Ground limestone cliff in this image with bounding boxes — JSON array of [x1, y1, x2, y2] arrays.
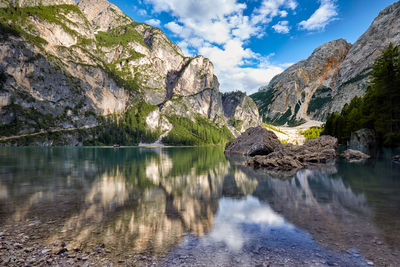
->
[[327, 1, 400, 116], [252, 1, 400, 124], [222, 91, 262, 136], [0, 0, 249, 145], [252, 39, 351, 125]]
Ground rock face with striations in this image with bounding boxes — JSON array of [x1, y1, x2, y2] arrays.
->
[[327, 1, 400, 115], [222, 91, 262, 135], [252, 1, 400, 124], [0, 0, 241, 145], [252, 39, 351, 124]]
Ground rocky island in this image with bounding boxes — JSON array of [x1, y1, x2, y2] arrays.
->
[[225, 126, 339, 171]]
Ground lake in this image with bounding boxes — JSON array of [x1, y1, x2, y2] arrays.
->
[[0, 146, 399, 266]]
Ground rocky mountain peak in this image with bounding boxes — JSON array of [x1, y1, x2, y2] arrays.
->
[[252, 38, 351, 125], [327, 1, 400, 115], [252, 1, 400, 125], [77, 0, 132, 32], [222, 91, 262, 135], [0, 0, 263, 145]]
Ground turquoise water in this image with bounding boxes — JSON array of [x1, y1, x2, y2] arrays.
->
[[0, 147, 399, 266]]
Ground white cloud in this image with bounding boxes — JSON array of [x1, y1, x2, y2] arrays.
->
[[145, 19, 161, 27], [279, 10, 288, 17], [252, 0, 298, 24], [145, 0, 297, 92], [272, 20, 290, 34], [298, 0, 338, 31], [199, 40, 283, 92], [164, 21, 183, 34], [138, 9, 147, 16]]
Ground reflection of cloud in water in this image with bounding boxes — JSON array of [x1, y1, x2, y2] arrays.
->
[[209, 196, 287, 251]]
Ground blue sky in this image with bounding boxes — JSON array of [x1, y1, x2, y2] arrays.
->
[[109, 0, 397, 94]]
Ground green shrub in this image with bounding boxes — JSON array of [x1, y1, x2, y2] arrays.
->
[[264, 123, 287, 135], [96, 23, 146, 47], [302, 127, 323, 141]]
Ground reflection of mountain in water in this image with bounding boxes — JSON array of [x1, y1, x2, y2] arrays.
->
[[0, 147, 399, 265], [237, 159, 400, 265], [0, 147, 258, 256]]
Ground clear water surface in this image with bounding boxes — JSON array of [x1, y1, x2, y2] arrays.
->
[[0, 146, 399, 266]]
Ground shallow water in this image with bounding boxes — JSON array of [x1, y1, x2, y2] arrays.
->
[[0, 146, 399, 266]]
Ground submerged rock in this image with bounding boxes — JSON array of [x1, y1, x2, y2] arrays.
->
[[340, 149, 370, 160], [224, 127, 281, 156]]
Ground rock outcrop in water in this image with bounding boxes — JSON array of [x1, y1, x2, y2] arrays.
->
[[340, 149, 370, 160], [252, 1, 400, 124], [224, 127, 281, 156], [248, 136, 338, 170], [225, 127, 338, 170], [0, 0, 261, 145]]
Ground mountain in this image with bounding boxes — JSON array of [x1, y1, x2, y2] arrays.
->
[[252, 1, 400, 125], [0, 0, 261, 145], [222, 91, 262, 135], [251, 39, 351, 125]]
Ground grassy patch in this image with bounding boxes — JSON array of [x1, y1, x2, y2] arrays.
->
[[264, 123, 287, 135], [96, 23, 146, 47]]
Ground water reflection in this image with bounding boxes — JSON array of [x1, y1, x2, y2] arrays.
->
[[0, 147, 399, 265]]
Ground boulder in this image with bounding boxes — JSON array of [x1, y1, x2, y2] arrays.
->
[[340, 149, 370, 160], [248, 152, 304, 171], [304, 135, 339, 153], [224, 127, 281, 156], [349, 128, 376, 154], [392, 155, 400, 164], [247, 136, 338, 170]]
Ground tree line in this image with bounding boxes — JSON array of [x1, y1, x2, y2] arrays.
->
[[323, 44, 400, 146]]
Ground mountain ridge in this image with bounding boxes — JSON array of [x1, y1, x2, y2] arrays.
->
[[0, 0, 261, 145], [252, 1, 400, 125]]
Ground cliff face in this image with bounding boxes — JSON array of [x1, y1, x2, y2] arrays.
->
[[0, 0, 260, 145], [327, 1, 400, 115], [222, 92, 262, 136], [252, 39, 351, 125], [252, 1, 400, 124]]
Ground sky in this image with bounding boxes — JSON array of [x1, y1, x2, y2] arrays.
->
[[109, 0, 398, 94]]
